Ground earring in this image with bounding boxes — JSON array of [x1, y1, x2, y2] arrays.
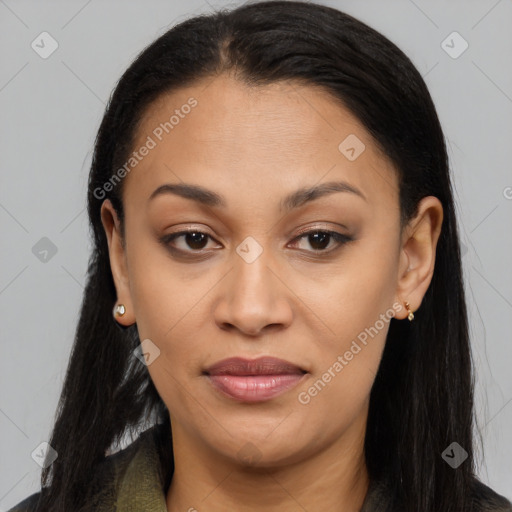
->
[[113, 303, 126, 318], [404, 301, 414, 321]]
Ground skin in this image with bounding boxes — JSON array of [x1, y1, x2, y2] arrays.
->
[[101, 74, 443, 512]]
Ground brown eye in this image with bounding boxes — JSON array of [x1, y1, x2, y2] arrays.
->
[[305, 231, 330, 251], [179, 231, 209, 250], [289, 230, 353, 254], [161, 230, 216, 252]]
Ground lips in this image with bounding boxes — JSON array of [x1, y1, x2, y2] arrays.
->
[[204, 356, 306, 376], [203, 356, 307, 403]]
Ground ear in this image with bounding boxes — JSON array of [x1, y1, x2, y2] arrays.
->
[[100, 199, 136, 326], [394, 196, 444, 320]]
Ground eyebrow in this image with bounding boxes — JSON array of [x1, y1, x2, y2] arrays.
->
[[148, 180, 367, 211]]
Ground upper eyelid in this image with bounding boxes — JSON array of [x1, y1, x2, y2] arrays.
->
[[166, 224, 345, 240]]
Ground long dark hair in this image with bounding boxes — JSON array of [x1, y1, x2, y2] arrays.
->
[[34, 1, 478, 510]]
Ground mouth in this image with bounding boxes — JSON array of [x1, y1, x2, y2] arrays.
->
[[203, 356, 308, 403], [204, 356, 306, 376]]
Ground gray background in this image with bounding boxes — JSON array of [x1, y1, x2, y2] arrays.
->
[[1, 0, 511, 508]]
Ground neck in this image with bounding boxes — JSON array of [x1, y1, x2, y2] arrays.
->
[[166, 412, 370, 512]]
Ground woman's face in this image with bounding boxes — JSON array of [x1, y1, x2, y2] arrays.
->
[[101, 74, 441, 468]]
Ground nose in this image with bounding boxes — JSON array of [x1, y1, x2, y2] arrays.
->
[[213, 247, 293, 337]]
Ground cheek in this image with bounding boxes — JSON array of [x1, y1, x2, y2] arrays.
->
[[132, 274, 206, 370], [311, 237, 398, 343], [126, 227, 191, 336], [296, 237, 398, 417], [294, 317, 388, 448]]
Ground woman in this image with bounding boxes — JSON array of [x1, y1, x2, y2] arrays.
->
[[8, 1, 511, 511]]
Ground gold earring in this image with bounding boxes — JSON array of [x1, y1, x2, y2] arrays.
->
[[113, 303, 126, 318], [404, 301, 414, 321]]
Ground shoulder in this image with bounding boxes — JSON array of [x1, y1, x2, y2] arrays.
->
[[361, 474, 511, 512], [6, 426, 160, 512], [6, 492, 40, 512], [470, 477, 512, 512]]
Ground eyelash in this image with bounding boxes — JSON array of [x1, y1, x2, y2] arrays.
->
[[159, 227, 354, 258]]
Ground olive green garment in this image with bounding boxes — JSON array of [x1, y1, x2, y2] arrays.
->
[[7, 423, 512, 511]]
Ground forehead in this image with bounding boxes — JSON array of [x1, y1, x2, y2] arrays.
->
[[121, 74, 398, 212]]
